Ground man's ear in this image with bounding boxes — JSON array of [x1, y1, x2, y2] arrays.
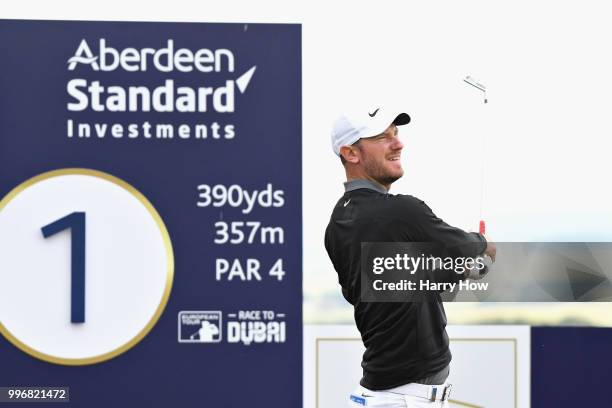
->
[[340, 145, 360, 164]]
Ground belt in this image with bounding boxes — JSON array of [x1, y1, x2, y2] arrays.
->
[[386, 383, 452, 402]]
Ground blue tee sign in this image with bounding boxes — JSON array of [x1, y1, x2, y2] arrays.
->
[[0, 20, 302, 407]]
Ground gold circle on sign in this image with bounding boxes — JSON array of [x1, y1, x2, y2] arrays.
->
[[0, 168, 174, 365]]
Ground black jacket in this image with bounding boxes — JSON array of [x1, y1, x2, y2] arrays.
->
[[324, 180, 486, 389]]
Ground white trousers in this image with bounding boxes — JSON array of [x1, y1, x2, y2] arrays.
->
[[348, 385, 450, 408]]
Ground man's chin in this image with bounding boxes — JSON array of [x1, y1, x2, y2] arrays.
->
[[387, 163, 404, 177], [389, 168, 404, 181], [377, 171, 403, 186]]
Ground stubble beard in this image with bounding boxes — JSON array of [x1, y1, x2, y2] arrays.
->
[[362, 154, 403, 187]]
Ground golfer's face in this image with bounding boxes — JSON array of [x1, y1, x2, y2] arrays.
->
[[358, 124, 404, 184]]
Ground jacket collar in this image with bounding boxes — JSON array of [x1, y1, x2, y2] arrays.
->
[[344, 179, 388, 194]]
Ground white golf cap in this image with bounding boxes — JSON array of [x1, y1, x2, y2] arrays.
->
[[331, 106, 411, 156]]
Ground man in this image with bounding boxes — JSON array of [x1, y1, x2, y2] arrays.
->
[[324, 106, 496, 407]]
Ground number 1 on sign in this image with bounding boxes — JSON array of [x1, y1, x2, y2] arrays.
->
[[41, 212, 86, 323]]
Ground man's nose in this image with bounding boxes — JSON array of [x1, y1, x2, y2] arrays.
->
[[391, 136, 404, 150]]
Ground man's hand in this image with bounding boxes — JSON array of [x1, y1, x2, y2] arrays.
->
[[483, 235, 496, 262]]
